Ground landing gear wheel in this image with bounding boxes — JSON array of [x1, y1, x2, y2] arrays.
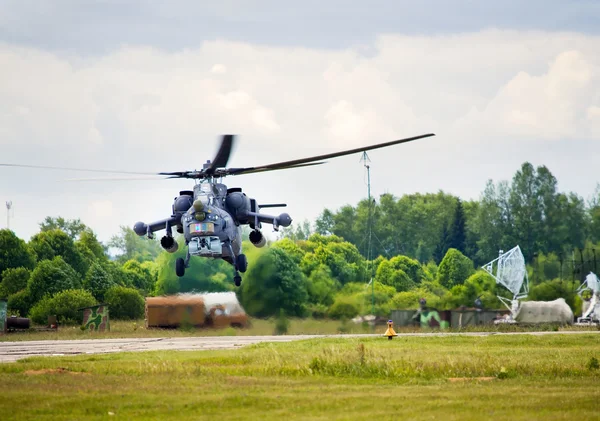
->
[[176, 257, 186, 277], [234, 275, 242, 287], [236, 254, 248, 273]]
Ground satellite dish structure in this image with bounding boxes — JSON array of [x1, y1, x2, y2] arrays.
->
[[575, 272, 600, 326], [482, 245, 529, 320]]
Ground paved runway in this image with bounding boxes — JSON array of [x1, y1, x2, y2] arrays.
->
[[1, 331, 598, 363]]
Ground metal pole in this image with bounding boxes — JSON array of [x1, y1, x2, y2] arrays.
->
[[5, 201, 12, 230], [368, 163, 373, 317], [360, 151, 374, 320], [367, 155, 374, 317], [580, 249, 584, 282]]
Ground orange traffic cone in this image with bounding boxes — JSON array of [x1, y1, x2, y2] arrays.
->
[[384, 320, 397, 340]]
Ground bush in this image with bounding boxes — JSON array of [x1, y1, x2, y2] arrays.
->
[[329, 295, 361, 320], [29, 289, 97, 325], [375, 260, 416, 292], [308, 303, 329, 319], [390, 288, 442, 310], [0, 267, 30, 297], [528, 279, 581, 313], [104, 286, 145, 320], [273, 309, 289, 335], [7, 289, 33, 317], [437, 248, 475, 289]]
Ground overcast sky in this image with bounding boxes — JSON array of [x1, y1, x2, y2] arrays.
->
[[1, 1, 599, 246]]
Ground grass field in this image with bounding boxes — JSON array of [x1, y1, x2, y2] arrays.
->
[[1, 333, 598, 420], [2, 317, 599, 342]]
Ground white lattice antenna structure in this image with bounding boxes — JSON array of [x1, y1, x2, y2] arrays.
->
[[482, 245, 529, 315], [580, 272, 599, 295], [576, 272, 600, 324]]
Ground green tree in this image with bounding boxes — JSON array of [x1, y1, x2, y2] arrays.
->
[[444, 271, 501, 309], [76, 242, 98, 272], [238, 247, 308, 318], [84, 262, 115, 301], [39, 216, 87, 239], [305, 264, 338, 306], [315, 191, 459, 262], [509, 163, 543, 258], [468, 179, 515, 265], [590, 183, 600, 243], [108, 226, 162, 263], [299, 234, 367, 285], [553, 192, 589, 253], [0, 229, 35, 283], [103, 261, 134, 287], [271, 238, 306, 265], [433, 221, 452, 264], [77, 229, 108, 261], [7, 289, 33, 317], [29, 229, 87, 275], [279, 219, 313, 241], [375, 260, 414, 292], [437, 248, 475, 289], [315, 209, 335, 235], [122, 259, 155, 295], [0, 267, 30, 297], [449, 198, 466, 254], [374, 255, 423, 292], [27, 256, 81, 302], [529, 252, 563, 284]]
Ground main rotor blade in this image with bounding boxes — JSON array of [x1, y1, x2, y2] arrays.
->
[[226, 161, 326, 176], [0, 163, 160, 176], [226, 133, 434, 176], [61, 176, 172, 182], [205, 134, 235, 175]]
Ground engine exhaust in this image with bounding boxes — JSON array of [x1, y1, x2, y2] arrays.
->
[[160, 235, 179, 253], [249, 229, 266, 248]]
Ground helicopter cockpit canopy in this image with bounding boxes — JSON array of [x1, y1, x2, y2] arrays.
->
[[194, 182, 215, 206]]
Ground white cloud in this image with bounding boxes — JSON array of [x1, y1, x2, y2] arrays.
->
[[0, 30, 599, 245], [453, 49, 599, 140], [211, 64, 227, 74]]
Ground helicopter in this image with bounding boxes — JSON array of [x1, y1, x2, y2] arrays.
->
[[0, 132, 434, 286], [130, 133, 435, 286]]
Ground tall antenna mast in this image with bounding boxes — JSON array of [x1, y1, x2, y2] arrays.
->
[[6, 201, 12, 230], [360, 151, 374, 317]]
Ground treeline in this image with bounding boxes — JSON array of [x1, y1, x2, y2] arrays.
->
[[0, 218, 156, 324], [296, 162, 600, 268], [0, 162, 598, 324]]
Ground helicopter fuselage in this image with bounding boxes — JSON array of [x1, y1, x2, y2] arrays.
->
[[180, 185, 242, 260], [132, 178, 291, 285]]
